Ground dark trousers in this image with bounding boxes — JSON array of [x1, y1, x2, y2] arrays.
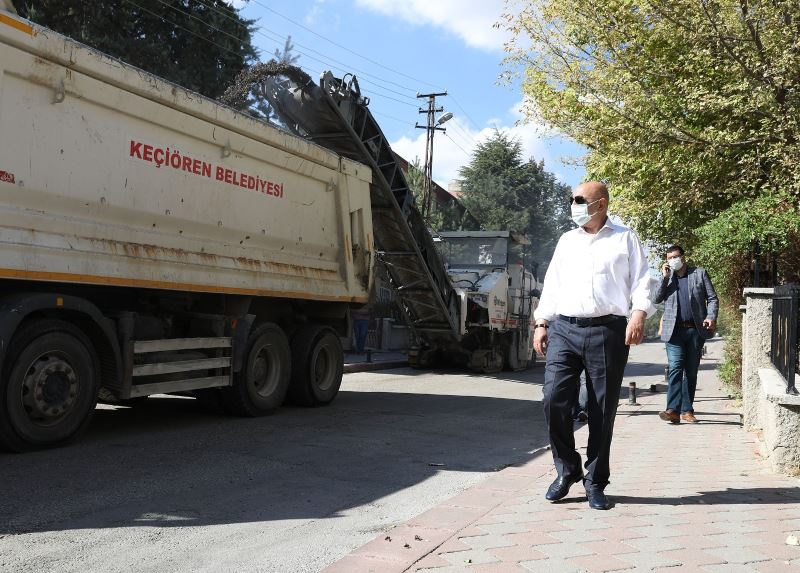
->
[[352, 319, 369, 353], [665, 326, 704, 413], [543, 317, 629, 490]]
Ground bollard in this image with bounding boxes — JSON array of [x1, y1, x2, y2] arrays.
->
[[664, 366, 669, 384], [366, 349, 372, 363], [628, 381, 637, 405]]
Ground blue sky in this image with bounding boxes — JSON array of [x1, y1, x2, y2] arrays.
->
[[234, 0, 587, 190]]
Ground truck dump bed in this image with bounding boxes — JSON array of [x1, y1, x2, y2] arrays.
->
[[0, 13, 372, 303]]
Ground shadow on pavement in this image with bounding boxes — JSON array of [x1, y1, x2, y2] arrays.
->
[[0, 387, 549, 535], [611, 487, 800, 506]]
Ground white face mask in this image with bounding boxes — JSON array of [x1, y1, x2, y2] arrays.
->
[[571, 199, 601, 227], [668, 258, 684, 271]]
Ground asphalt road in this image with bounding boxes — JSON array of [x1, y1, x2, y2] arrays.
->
[[0, 360, 553, 573]]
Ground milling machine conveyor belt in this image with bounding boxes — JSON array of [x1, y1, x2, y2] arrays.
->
[[263, 71, 458, 337]]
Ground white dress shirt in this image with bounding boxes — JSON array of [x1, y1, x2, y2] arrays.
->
[[534, 217, 655, 321]]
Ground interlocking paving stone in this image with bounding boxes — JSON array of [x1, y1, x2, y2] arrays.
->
[[547, 529, 608, 544], [532, 541, 594, 560], [568, 554, 636, 572], [412, 553, 453, 570], [488, 544, 548, 563], [657, 548, 728, 567], [520, 557, 583, 573], [326, 342, 800, 573], [751, 560, 800, 572], [699, 564, 764, 573], [441, 549, 501, 567], [469, 562, 530, 573], [705, 546, 771, 565], [702, 533, 770, 549], [615, 550, 683, 569], [457, 533, 515, 552], [417, 566, 473, 573], [477, 522, 538, 537], [624, 535, 688, 552], [704, 520, 767, 534]]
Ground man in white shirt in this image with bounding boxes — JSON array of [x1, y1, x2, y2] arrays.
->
[[533, 181, 654, 510]]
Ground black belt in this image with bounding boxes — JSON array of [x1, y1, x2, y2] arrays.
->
[[558, 314, 622, 327], [676, 320, 696, 328]]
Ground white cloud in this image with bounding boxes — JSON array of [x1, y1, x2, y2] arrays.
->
[[230, 0, 248, 8], [354, 0, 509, 51], [388, 108, 568, 189], [305, 0, 326, 26]]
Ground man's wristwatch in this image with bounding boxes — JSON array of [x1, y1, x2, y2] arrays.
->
[[534, 323, 548, 330]]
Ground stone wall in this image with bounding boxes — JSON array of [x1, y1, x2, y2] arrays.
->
[[742, 287, 800, 474]]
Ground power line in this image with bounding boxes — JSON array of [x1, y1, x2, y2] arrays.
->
[[146, 0, 420, 108], [121, 0, 470, 139], [373, 111, 416, 128], [445, 132, 472, 157], [450, 95, 484, 133], [244, 0, 445, 91], [122, 0, 247, 61], [191, 0, 422, 101], [447, 122, 480, 148]]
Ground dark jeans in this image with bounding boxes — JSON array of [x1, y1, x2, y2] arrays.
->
[[543, 317, 629, 490], [665, 325, 704, 413], [353, 319, 369, 353]]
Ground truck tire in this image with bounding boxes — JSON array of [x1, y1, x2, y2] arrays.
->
[[288, 326, 343, 406], [222, 323, 291, 416], [0, 319, 99, 452]]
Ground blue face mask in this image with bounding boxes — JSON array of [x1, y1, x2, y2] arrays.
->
[[571, 199, 601, 227]]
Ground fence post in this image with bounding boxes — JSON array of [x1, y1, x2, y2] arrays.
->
[[771, 284, 800, 395]]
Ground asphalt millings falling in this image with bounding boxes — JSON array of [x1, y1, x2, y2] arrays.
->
[[219, 60, 313, 109]]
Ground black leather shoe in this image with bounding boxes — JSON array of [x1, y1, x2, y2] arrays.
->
[[545, 473, 584, 501], [586, 488, 611, 510]]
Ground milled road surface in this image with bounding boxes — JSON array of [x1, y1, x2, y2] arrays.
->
[[0, 358, 560, 572]]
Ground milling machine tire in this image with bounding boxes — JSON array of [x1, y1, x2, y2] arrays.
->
[[221, 323, 291, 416], [505, 332, 531, 371], [288, 325, 343, 406], [0, 319, 99, 452]]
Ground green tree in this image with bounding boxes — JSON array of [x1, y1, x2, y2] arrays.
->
[[502, 0, 800, 389], [502, 0, 800, 286], [457, 131, 572, 273], [12, 0, 257, 99]]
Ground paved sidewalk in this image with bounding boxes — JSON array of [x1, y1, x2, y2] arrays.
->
[[325, 340, 800, 572]]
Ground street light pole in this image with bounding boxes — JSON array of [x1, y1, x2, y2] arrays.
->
[[415, 91, 450, 222]]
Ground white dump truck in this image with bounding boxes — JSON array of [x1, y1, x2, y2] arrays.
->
[[0, 3, 546, 450], [0, 4, 375, 450]]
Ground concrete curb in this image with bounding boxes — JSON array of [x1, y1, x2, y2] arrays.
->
[[343, 360, 409, 373]]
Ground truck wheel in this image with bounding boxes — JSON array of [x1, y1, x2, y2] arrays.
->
[[0, 319, 99, 452], [289, 326, 343, 406], [222, 323, 290, 416]]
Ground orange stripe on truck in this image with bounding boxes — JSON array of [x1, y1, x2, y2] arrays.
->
[[0, 13, 34, 36], [0, 267, 368, 303]]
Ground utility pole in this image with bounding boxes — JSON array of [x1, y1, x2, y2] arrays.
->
[[416, 91, 449, 222]]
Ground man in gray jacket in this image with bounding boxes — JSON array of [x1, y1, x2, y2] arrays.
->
[[655, 245, 719, 423]]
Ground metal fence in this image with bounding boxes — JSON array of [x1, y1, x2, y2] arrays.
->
[[771, 284, 800, 395]]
